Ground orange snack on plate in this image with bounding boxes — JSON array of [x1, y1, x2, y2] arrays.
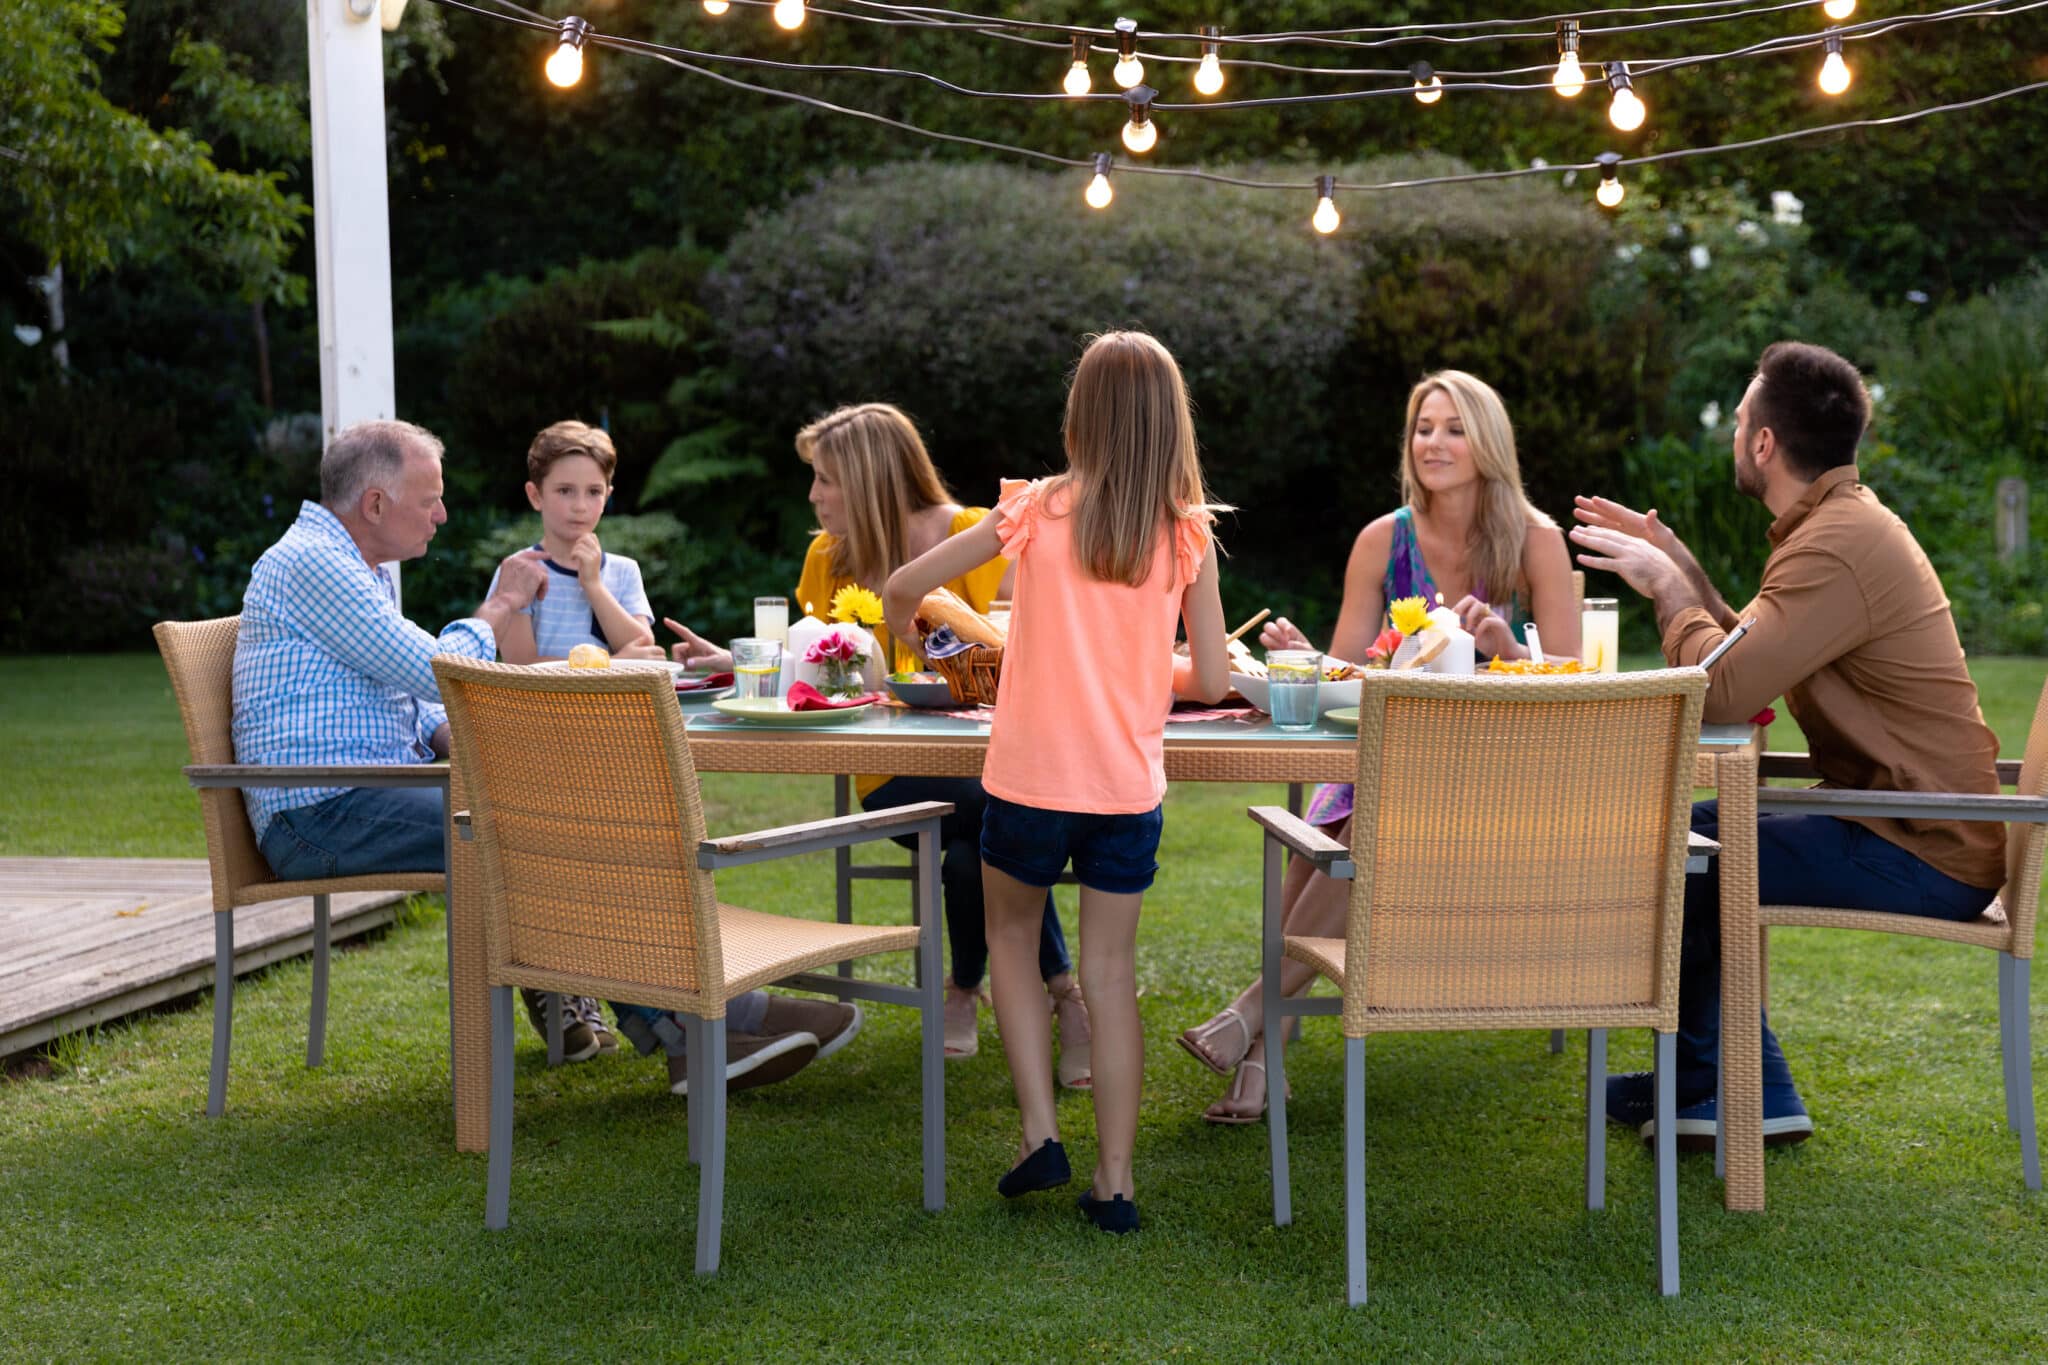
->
[[1485, 657, 1586, 675]]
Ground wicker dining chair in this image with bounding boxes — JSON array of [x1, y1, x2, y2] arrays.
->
[[1717, 673, 2048, 1200], [154, 617, 447, 1117], [432, 657, 947, 1276], [1257, 668, 1707, 1305]]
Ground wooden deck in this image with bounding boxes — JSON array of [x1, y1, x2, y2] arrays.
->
[[0, 857, 412, 1058]]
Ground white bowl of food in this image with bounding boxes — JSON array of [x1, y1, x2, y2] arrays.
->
[[1231, 664, 1362, 715]]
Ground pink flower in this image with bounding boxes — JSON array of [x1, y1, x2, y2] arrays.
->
[[1364, 627, 1403, 662], [804, 627, 866, 665]]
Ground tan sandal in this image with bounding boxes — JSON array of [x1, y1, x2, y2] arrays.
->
[[943, 982, 985, 1060], [1177, 1006, 1252, 1078], [1049, 978, 1092, 1090], [1201, 1035, 1293, 1125]]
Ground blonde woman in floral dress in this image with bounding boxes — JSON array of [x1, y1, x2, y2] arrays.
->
[[669, 403, 1093, 1083], [1176, 370, 1579, 1121]]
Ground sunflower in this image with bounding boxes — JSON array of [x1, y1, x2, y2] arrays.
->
[[829, 584, 885, 626], [1388, 595, 1432, 638]]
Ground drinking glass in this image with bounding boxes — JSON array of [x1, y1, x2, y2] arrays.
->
[[1581, 598, 1620, 673], [1267, 649, 1322, 731], [753, 596, 790, 646], [731, 638, 784, 700]]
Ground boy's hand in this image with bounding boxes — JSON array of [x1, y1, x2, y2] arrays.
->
[[570, 534, 604, 583], [612, 642, 668, 661], [664, 617, 733, 672], [488, 550, 549, 611]]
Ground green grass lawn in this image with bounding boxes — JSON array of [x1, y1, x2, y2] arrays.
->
[[2, 653, 2045, 1359]]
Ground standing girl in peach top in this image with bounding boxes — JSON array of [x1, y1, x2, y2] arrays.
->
[[885, 332, 1230, 1234]]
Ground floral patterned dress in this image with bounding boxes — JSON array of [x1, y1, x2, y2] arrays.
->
[[1301, 507, 1528, 827]]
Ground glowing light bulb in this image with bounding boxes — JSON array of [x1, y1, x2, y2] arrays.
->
[[1597, 176, 1625, 208], [773, 0, 805, 31], [1113, 16, 1142, 88], [1311, 174, 1339, 234], [1411, 62, 1443, 105], [702, 0, 729, 13], [1065, 61, 1092, 96], [1609, 86, 1644, 130], [1823, 0, 1856, 19], [1122, 115, 1156, 154], [1818, 35, 1853, 95], [1086, 173, 1113, 209], [1553, 52, 1585, 98], [1194, 52, 1224, 96], [1594, 151, 1625, 208], [545, 43, 583, 87]]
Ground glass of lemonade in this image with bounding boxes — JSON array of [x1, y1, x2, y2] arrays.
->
[[731, 638, 784, 700], [1581, 598, 1620, 673], [1267, 649, 1323, 731], [753, 596, 790, 646]]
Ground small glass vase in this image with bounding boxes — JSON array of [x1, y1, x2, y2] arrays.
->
[[817, 658, 866, 698]]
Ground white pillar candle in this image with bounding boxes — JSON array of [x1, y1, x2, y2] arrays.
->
[[783, 611, 831, 693], [1423, 607, 1476, 675]]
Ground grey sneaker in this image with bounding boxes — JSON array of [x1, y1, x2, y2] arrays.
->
[[519, 988, 601, 1063], [667, 1030, 820, 1097]]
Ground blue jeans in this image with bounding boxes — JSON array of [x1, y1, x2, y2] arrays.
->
[[862, 776, 1070, 989], [258, 786, 447, 879], [1679, 799, 1998, 1103]]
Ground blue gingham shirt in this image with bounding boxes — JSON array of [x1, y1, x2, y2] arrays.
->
[[486, 549, 651, 658], [231, 501, 496, 838]]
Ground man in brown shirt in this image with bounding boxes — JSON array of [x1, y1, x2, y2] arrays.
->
[[1572, 340, 2005, 1151]]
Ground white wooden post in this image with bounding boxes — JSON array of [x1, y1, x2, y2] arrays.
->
[[306, 0, 400, 584]]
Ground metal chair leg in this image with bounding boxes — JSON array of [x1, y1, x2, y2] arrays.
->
[[695, 1015, 728, 1276], [307, 894, 330, 1069], [686, 1013, 704, 1166], [1261, 833, 1293, 1228], [834, 775, 855, 980], [1550, 1029, 1566, 1055], [1654, 1031, 1680, 1297], [1584, 1028, 1607, 1210], [545, 991, 564, 1067], [207, 910, 235, 1118], [918, 822, 946, 1212], [2000, 953, 2019, 1133], [1344, 1035, 1368, 1307], [2008, 956, 2041, 1192], [485, 985, 514, 1229]]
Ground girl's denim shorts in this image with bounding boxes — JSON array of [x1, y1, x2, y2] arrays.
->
[[980, 793, 1164, 895]]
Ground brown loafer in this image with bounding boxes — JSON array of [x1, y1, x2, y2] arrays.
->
[[759, 994, 863, 1061], [667, 1029, 819, 1097]]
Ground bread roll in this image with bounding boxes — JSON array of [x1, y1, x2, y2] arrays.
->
[[915, 588, 1006, 648], [567, 643, 611, 669]]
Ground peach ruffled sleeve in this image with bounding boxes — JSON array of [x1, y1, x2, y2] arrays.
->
[[1173, 508, 1215, 589], [993, 478, 1044, 560]]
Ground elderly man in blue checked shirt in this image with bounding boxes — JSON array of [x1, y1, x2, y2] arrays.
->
[[232, 420, 848, 1095]]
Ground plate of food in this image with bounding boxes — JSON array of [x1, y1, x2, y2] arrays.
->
[[710, 697, 875, 726], [887, 671, 959, 708], [533, 650, 687, 679]]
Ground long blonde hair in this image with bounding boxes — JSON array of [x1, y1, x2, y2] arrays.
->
[[1054, 331, 1223, 587], [796, 402, 955, 587], [1398, 370, 1555, 606]]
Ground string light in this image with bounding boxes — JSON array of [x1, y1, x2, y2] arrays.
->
[[1607, 61, 1646, 131], [1818, 30, 1852, 94], [544, 16, 589, 88], [1194, 25, 1225, 97], [702, 0, 729, 14], [1085, 152, 1114, 208], [1411, 61, 1444, 105], [773, 0, 806, 31], [1553, 20, 1585, 98], [1823, 0, 1857, 19], [1112, 17, 1144, 89], [1121, 84, 1158, 153], [1062, 34, 1091, 96], [1312, 174, 1340, 233], [1595, 151, 1625, 207]]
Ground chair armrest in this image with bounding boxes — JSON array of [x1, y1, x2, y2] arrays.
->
[[184, 763, 449, 791], [1761, 752, 2022, 785], [699, 801, 955, 870], [1248, 805, 1354, 879], [1755, 786, 2048, 824]]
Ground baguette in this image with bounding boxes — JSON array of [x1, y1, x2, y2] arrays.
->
[[915, 588, 1007, 649]]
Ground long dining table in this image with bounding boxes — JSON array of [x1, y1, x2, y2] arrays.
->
[[442, 701, 1767, 1209]]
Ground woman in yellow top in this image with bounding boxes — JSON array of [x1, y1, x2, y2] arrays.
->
[[705, 402, 1092, 1081]]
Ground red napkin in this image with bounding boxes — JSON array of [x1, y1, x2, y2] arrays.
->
[[786, 682, 882, 711], [676, 671, 734, 692], [1749, 707, 1777, 727]]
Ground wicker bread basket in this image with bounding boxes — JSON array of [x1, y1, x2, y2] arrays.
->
[[915, 616, 1004, 705]]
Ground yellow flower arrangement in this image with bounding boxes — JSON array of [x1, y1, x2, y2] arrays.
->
[[1387, 595, 1431, 638], [829, 584, 885, 626]]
